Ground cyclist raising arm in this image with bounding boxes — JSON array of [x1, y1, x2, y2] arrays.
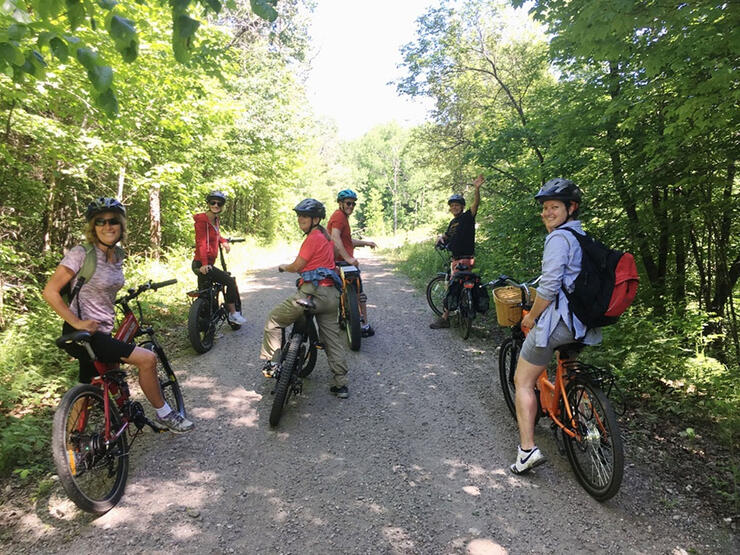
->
[[510, 179, 601, 474], [192, 190, 246, 325], [327, 189, 377, 337], [430, 174, 484, 329], [260, 199, 350, 398], [42, 198, 193, 432]]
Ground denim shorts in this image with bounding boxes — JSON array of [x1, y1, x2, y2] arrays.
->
[[519, 318, 577, 366]]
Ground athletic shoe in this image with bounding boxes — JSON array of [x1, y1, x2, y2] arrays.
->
[[510, 445, 546, 475], [429, 317, 450, 329], [156, 410, 194, 433], [330, 386, 349, 399], [361, 324, 375, 337], [228, 311, 247, 325], [262, 361, 279, 378]]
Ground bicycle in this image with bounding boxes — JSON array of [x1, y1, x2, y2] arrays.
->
[[494, 276, 624, 501], [269, 275, 321, 427], [337, 263, 362, 351], [425, 242, 479, 339], [51, 279, 185, 514], [187, 237, 245, 353]]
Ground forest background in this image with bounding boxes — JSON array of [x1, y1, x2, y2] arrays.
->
[[0, 1, 737, 514]]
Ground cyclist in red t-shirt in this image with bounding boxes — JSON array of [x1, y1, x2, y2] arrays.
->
[[327, 189, 377, 337], [260, 199, 349, 398]]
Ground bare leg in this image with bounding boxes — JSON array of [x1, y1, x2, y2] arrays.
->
[[513, 356, 546, 450], [122, 347, 164, 408]]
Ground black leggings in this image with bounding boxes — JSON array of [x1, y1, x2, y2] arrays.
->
[[192, 260, 240, 305]]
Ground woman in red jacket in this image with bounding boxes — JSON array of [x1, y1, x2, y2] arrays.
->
[[192, 191, 246, 325]]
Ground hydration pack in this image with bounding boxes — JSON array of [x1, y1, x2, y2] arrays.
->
[[560, 228, 639, 333]]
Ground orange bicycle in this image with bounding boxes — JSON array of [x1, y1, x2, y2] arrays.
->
[[495, 276, 624, 501]]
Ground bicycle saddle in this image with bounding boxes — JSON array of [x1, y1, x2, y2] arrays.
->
[[558, 343, 585, 358], [56, 331, 92, 348], [295, 297, 316, 310]]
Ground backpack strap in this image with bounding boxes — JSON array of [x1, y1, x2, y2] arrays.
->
[[66, 244, 125, 304]]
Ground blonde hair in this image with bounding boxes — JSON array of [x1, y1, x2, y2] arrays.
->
[[85, 215, 127, 256]]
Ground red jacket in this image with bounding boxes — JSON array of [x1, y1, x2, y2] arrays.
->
[[193, 212, 226, 265]]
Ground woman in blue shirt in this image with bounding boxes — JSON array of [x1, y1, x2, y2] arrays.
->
[[510, 178, 602, 475]]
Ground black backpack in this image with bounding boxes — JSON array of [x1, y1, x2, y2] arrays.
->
[[560, 228, 639, 334]]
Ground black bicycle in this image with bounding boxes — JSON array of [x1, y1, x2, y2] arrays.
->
[[269, 288, 321, 427], [187, 237, 244, 353], [425, 242, 480, 339]]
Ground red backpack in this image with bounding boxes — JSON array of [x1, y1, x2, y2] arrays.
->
[[560, 228, 639, 334]]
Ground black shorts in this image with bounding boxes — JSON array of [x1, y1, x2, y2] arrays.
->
[[61, 322, 136, 383]]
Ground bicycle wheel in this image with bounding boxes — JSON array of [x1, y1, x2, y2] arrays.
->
[[426, 275, 447, 316], [51, 385, 129, 514], [562, 380, 624, 501], [456, 288, 474, 340], [270, 334, 301, 427], [344, 282, 362, 351], [498, 337, 520, 419], [297, 319, 319, 378], [140, 341, 186, 417], [188, 297, 215, 353]]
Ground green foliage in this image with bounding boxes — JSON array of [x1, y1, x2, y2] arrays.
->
[[0, 0, 276, 114]]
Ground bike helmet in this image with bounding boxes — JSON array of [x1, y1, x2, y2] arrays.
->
[[206, 190, 227, 203], [534, 178, 582, 204], [448, 194, 465, 207], [85, 197, 126, 221], [337, 189, 358, 202], [293, 198, 326, 220]]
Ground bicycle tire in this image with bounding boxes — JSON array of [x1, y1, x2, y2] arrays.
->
[[498, 337, 520, 420], [270, 334, 301, 427], [562, 380, 624, 501], [344, 282, 362, 351], [297, 319, 319, 378], [188, 297, 215, 353], [426, 275, 447, 316], [456, 288, 474, 340], [140, 341, 186, 417], [51, 385, 129, 514]]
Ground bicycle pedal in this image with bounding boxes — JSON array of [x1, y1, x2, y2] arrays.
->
[[316, 342, 325, 350]]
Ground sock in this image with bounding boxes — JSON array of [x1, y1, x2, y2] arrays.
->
[[156, 402, 173, 418]]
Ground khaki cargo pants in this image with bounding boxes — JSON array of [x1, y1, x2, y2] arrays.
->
[[260, 282, 348, 388]]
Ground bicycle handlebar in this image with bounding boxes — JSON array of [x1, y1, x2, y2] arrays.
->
[[117, 279, 177, 304], [227, 237, 245, 243]]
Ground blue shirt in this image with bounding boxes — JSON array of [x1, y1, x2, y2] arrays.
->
[[535, 220, 602, 347]]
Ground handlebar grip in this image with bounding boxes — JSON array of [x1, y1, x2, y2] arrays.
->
[[227, 238, 246, 243], [152, 279, 177, 289]]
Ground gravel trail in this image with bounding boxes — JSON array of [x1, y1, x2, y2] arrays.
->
[[3, 253, 734, 554]]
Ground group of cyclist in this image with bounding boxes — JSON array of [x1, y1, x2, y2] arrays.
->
[[43, 173, 595, 478]]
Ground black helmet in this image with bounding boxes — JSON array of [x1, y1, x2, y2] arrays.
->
[[448, 194, 465, 206], [85, 197, 126, 221], [293, 198, 326, 220], [534, 178, 582, 204], [206, 190, 227, 203]]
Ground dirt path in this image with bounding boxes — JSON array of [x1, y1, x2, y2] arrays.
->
[[2, 253, 735, 554]]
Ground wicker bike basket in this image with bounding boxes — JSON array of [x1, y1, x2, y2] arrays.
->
[[493, 286, 537, 326]]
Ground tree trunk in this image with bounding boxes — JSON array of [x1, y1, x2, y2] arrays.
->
[[149, 183, 162, 259], [117, 166, 126, 199], [41, 170, 56, 253]]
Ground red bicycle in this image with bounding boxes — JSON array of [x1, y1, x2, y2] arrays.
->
[[51, 279, 184, 514]]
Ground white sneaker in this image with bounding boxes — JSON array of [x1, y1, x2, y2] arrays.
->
[[228, 311, 247, 325], [510, 445, 546, 475]]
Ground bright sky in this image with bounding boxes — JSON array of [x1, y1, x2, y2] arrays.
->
[[305, 0, 436, 140]]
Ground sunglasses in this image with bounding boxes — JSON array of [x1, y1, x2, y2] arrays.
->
[[209, 200, 225, 207], [94, 218, 122, 227], [344, 201, 356, 207]]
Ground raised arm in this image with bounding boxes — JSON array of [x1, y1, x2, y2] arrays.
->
[[469, 174, 484, 217]]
